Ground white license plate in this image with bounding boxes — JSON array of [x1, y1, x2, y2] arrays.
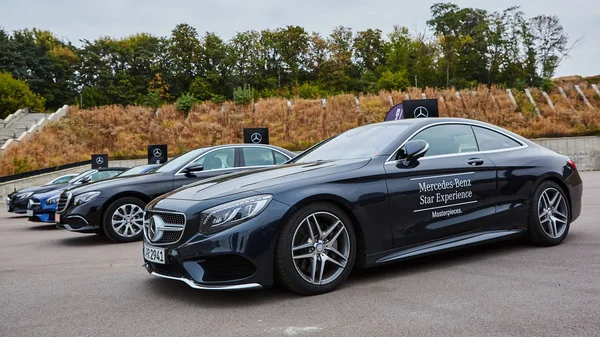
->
[[55, 213, 60, 223], [27, 210, 33, 217], [144, 244, 165, 264]]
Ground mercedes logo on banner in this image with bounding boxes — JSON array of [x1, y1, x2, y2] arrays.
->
[[152, 148, 162, 158], [147, 144, 168, 164], [91, 154, 108, 169], [413, 106, 429, 118], [96, 157, 104, 165], [251, 133, 262, 144]]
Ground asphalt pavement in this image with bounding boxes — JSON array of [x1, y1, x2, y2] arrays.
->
[[1, 171, 599, 337]]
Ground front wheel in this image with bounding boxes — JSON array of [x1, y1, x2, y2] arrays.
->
[[102, 197, 146, 243], [528, 181, 571, 246], [275, 202, 356, 295]]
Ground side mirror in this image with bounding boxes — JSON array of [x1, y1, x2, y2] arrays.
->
[[81, 176, 92, 184], [183, 164, 204, 177], [397, 140, 429, 162]]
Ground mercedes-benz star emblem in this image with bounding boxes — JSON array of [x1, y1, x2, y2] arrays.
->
[[250, 132, 262, 144], [152, 148, 162, 158], [413, 106, 429, 118], [96, 157, 104, 165], [147, 215, 165, 242]]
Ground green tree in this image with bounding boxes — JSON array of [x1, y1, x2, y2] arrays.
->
[[0, 72, 45, 118]]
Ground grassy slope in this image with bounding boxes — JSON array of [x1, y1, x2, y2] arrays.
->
[[2, 85, 599, 176]]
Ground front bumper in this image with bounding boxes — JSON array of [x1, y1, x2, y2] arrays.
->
[[142, 198, 292, 290], [28, 203, 58, 223], [57, 197, 105, 233]]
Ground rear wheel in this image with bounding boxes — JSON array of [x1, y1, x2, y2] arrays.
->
[[528, 181, 570, 246], [102, 197, 146, 243], [275, 202, 356, 295]]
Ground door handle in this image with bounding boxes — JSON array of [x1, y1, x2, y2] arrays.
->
[[467, 158, 484, 166]]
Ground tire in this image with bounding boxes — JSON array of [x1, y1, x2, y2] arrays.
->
[[102, 197, 146, 243], [528, 181, 571, 246], [275, 202, 356, 295]]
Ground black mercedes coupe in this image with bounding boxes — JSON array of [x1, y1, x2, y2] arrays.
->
[[56, 144, 295, 243], [142, 118, 583, 295]]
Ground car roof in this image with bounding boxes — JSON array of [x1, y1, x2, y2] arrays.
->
[[98, 167, 129, 171]]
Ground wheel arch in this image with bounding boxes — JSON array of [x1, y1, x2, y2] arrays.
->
[[533, 173, 572, 216], [282, 194, 367, 265], [101, 191, 153, 216]]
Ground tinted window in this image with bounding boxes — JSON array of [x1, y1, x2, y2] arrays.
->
[[411, 124, 478, 157], [89, 170, 122, 181], [473, 126, 522, 151], [119, 165, 156, 176], [155, 149, 206, 173], [274, 151, 289, 164], [51, 175, 74, 184], [292, 123, 410, 163], [242, 147, 275, 166], [192, 148, 235, 171]]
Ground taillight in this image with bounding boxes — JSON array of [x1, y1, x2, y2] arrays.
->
[[568, 158, 577, 170]]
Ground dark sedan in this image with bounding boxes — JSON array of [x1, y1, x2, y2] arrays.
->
[[56, 144, 296, 243], [141, 117, 583, 295], [7, 167, 128, 214]]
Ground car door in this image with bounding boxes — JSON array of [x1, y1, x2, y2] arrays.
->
[[172, 147, 241, 189], [384, 123, 498, 248]]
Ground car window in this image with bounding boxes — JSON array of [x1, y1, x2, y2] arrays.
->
[[274, 151, 289, 165], [242, 147, 276, 167], [51, 175, 74, 184], [411, 124, 479, 157], [192, 148, 235, 171], [472, 126, 522, 151], [89, 170, 123, 181]]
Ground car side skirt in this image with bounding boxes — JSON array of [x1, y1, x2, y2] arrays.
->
[[366, 229, 524, 266]]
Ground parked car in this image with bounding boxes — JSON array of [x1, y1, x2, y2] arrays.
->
[[27, 165, 156, 223], [140, 117, 583, 295], [57, 144, 296, 243], [7, 167, 129, 214]]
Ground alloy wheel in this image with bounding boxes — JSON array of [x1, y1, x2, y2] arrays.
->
[[538, 187, 569, 239], [291, 211, 351, 285], [111, 204, 144, 238]]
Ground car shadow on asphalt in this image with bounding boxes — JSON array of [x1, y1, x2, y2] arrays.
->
[[142, 239, 534, 306], [57, 234, 113, 247], [27, 224, 59, 231]]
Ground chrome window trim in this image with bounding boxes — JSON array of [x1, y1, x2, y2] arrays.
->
[[174, 145, 292, 176], [142, 210, 188, 246], [385, 121, 528, 163]]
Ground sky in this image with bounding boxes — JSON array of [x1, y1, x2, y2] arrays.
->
[[0, 0, 597, 77]]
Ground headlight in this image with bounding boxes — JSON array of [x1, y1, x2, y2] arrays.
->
[[200, 195, 273, 234], [46, 195, 60, 205], [73, 191, 101, 206], [16, 192, 33, 201]]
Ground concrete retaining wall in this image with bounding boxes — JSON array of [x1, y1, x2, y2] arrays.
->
[[0, 158, 148, 203], [532, 136, 600, 171]]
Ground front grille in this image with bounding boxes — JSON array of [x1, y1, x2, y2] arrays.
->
[[199, 255, 257, 282], [150, 261, 188, 278], [56, 192, 71, 213], [143, 210, 186, 245]]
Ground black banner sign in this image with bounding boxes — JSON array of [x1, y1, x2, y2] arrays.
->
[[148, 144, 168, 164], [91, 154, 108, 169], [401, 99, 439, 119], [243, 128, 269, 144]]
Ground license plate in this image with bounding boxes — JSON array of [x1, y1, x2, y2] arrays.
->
[[55, 213, 60, 223], [27, 210, 33, 217], [144, 244, 165, 264]]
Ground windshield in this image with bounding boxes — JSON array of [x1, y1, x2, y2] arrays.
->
[[291, 123, 410, 163], [118, 165, 157, 177], [155, 149, 206, 173], [50, 175, 75, 184], [69, 169, 95, 183]]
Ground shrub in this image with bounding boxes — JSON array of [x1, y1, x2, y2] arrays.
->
[[143, 90, 163, 110], [0, 72, 45, 118], [377, 70, 410, 92], [176, 93, 197, 116], [233, 85, 252, 105], [297, 83, 322, 99]]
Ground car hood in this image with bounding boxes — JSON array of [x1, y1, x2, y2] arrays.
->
[[163, 159, 370, 201], [16, 183, 68, 196], [66, 172, 169, 195], [33, 188, 66, 200]]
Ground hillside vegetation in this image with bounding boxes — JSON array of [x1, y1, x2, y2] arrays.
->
[[2, 84, 599, 176]]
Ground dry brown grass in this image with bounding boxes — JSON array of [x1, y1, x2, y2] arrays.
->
[[2, 85, 599, 175]]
